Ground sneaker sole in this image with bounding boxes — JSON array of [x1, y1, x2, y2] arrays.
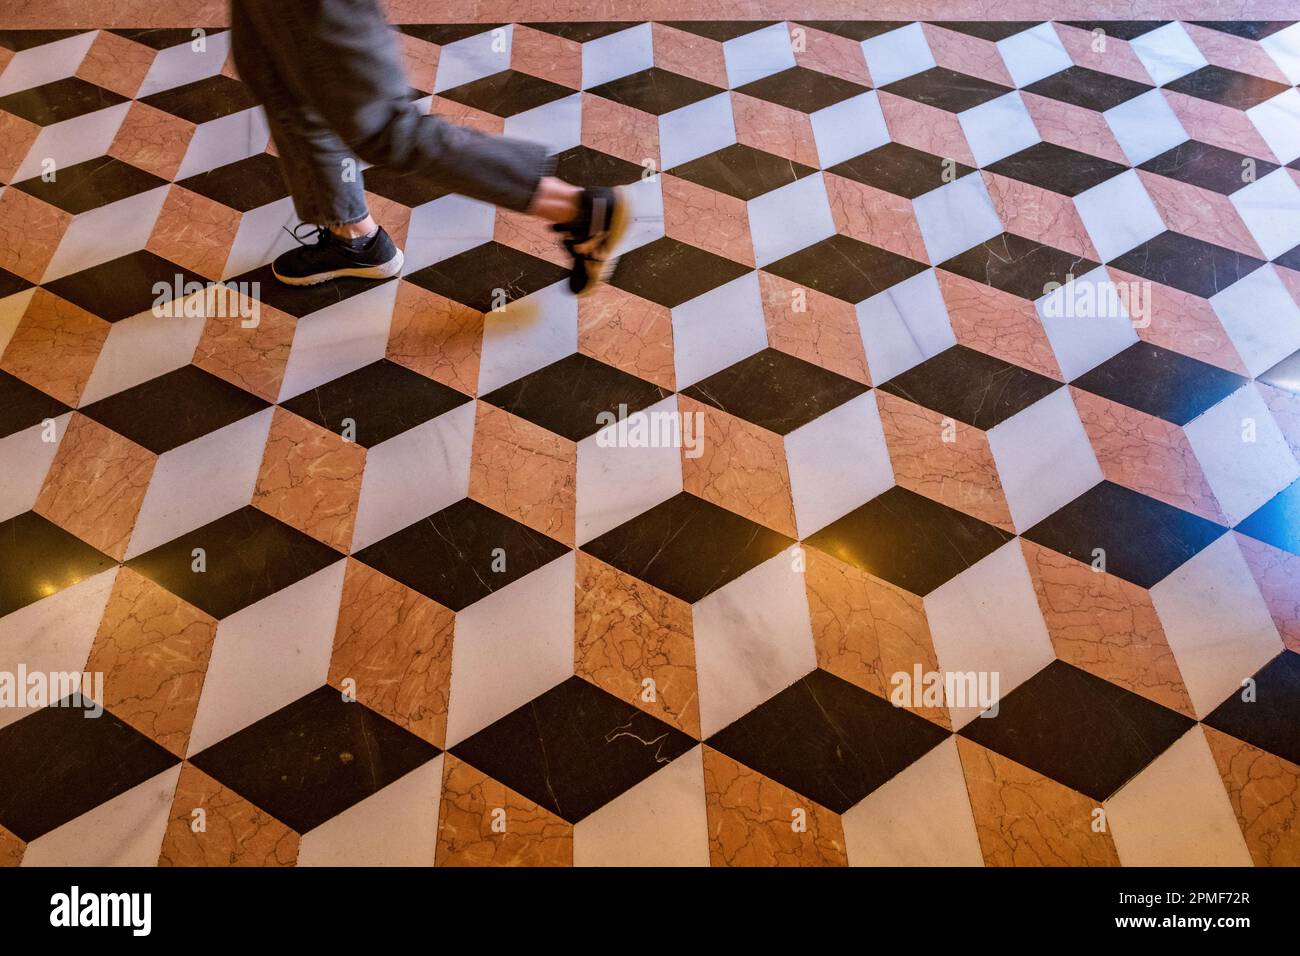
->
[[272, 249, 405, 286], [575, 188, 629, 297]]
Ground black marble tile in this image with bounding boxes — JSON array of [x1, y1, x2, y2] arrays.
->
[[1258, 348, 1300, 397], [1236, 478, 1300, 557], [609, 236, 751, 308], [451, 676, 697, 823], [0, 76, 127, 126], [404, 241, 569, 313], [763, 233, 929, 304], [480, 352, 671, 441], [1164, 65, 1291, 111], [0, 512, 116, 617], [1204, 650, 1300, 766], [680, 347, 869, 435], [1138, 140, 1278, 196], [1107, 231, 1265, 297], [0, 266, 31, 300], [940, 232, 1100, 300], [734, 66, 869, 113], [985, 142, 1127, 197], [438, 69, 575, 118], [0, 370, 68, 439], [523, 22, 644, 43], [396, 24, 504, 45], [1276, 242, 1300, 272], [959, 660, 1195, 801], [80, 364, 268, 455], [667, 142, 816, 201], [109, 27, 225, 49], [1023, 66, 1151, 112], [882, 67, 1013, 113], [827, 141, 975, 199], [587, 67, 725, 115], [707, 668, 949, 813], [126, 506, 340, 619], [792, 21, 910, 41], [0, 699, 179, 842], [138, 74, 258, 125], [1189, 21, 1296, 41], [280, 359, 470, 448], [1058, 21, 1169, 41], [190, 686, 438, 834], [353, 498, 569, 611], [12, 156, 167, 215], [43, 249, 204, 323], [928, 21, 1042, 41], [881, 344, 1061, 431], [581, 492, 794, 603], [657, 21, 778, 42], [356, 164, 455, 207], [0, 30, 88, 52], [553, 144, 648, 187], [1071, 341, 1248, 425], [1023, 480, 1226, 588], [177, 153, 289, 212], [804, 485, 1014, 596], [229, 263, 395, 319]]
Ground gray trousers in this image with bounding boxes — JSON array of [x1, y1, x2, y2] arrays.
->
[[229, 0, 552, 226]]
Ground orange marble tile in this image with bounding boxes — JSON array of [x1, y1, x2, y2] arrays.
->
[[757, 270, 870, 384], [651, 22, 728, 89], [981, 171, 1099, 261], [0, 47, 10, 76], [1020, 539, 1194, 717], [1020, 91, 1128, 165], [582, 92, 659, 169], [703, 746, 847, 867], [33, 413, 156, 560], [1071, 386, 1227, 524], [662, 173, 754, 267], [387, 280, 483, 396], [937, 269, 1063, 380], [794, 23, 871, 85], [494, 204, 569, 266], [0, 111, 41, 185], [76, 29, 156, 98], [1258, 380, 1300, 460], [469, 401, 576, 546], [436, 755, 573, 867], [146, 185, 242, 280], [878, 90, 976, 168], [159, 763, 299, 866], [328, 558, 455, 748], [511, 23, 582, 89], [85, 567, 217, 755], [1108, 266, 1248, 375], [578, 281, 676, 391], [398, 32, 440, 94], [1235, 532, 1300, 655], [107, 101, 195, 181], [0, 826, 23, 867], [804, 547, 950, 728], [824, 172, 929, 264], [957, 737, 1120, 866], [574, 552, 700, 737], [428, 94, 505, 134], [679, 395, 797, 538], [921, 22, 1014, 86], [1184, 22, 1290, 83], [1052, 22, 1153, 85], [253, 407, 366, 552], [191, 292, 295, 402], [1136, 170, 1264, 259], [1203, 725, 1300, 867], [1278, 261, 1300, 312], [1164, 90, 1277, 163], [0, 188, 71, 284], [0, 288, 108, 405], [877, 391, 1015, 532], [731, 91, 820, 169]]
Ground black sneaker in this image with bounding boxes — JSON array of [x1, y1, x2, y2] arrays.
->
[[553, 186, 628, 296], [271, 225, 404, 286]]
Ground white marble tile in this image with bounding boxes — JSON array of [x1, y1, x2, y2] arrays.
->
[[276, 279, 398, 401], [503, 92, 581, 156], [475, 280, 576, 394], [855, 268, 956, 384], [912, 173, 1003, 266], [785, 391, 894, 537], [692, 546, 816, 738], [581, 22, 653, 89], [187, 559, 346, 755], [221, 196, 299, 279], [173, 107, 270, 181], [1210, 264, 1300, 378], [137, 29, 231, 97], [1248, 87, 1300, 165], [1104, 89, 1188, 165], [0, 31, 95, 96], [615, 172, 666, 257], [1036, 265, 1139, 381], [671, 271, 766, 388], [1231, 166, 1300, 260], [1105, 726, 1253, 866], [13, 101, 130, 183], [747, 172, 835, 267], [297, 757, 442, 864], [1260, 21, 1300, 85], [433, 25, 512, 94], [809, 91, 889, 168], [723, 22, 795, 88], [861, 22, 935, 87], [987, 388, 1103, 533], [659, 93, 736, 171], [400, 194, 496, 276], [443, 551, 575, 747], [574, 745, 709, 866], [842, 737, 983, 866], [1073, 168, 1164, 262], [0, 411, 69, 523], [80, 308, 204, 405], [1129, 21, 1208, 86], [959, 91, 1041, 167], [40, 184, 170, 283], [997, 22, 1073, 88], [1149, 533, 1283, 719]]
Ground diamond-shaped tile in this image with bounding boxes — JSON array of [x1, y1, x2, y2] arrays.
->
[[610, 236, 751, 308], [763, 234, 928, 304], [0, 369, 68, 439], [138, 74, 258, 124], [667, 142, 815, 201], [0, 511, 115, 616], [734, 65, 869, 112], [882, 67, 1013, 113], [1204, 650, 1300, 766], [1106, 231, 1265, 296], [827, 142, 975, 199], [12, 156, 167, 215], [176, 153, 290, 212], [1236, 478, 1300, 557], [0, 76, 127, 126], [1139, 140, 1279, 196], [1071, 341, 1248, 424], [586, 66, 724, 115], [1023, 65, 1151, 111], [940, 233, 1100, 300], [1163, 64, 1290, 111], [985, 142, 1126, 197], [438, 69, 575, 117], [404, 241, 569, 313], [42, 250, 204, 323]]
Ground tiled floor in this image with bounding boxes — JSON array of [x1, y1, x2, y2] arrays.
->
[[0, 16, 1298, 868]]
